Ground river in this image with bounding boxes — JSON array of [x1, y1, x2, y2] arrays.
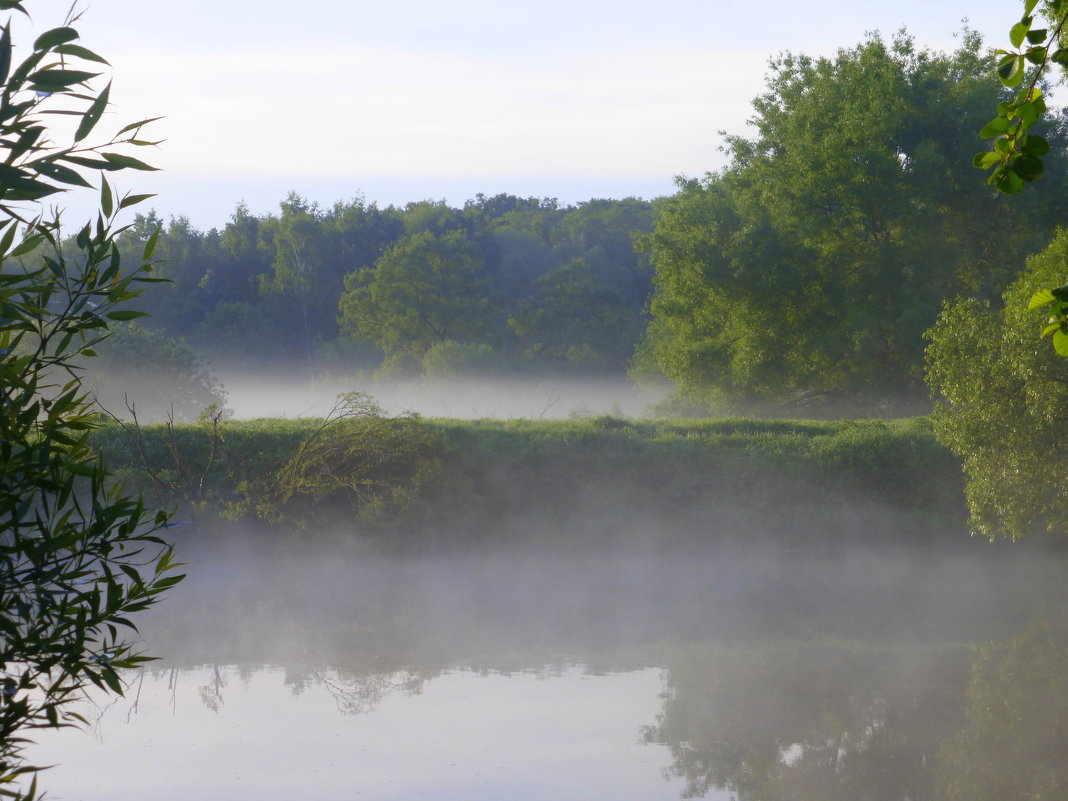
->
[[26, 532, 1068, 800]]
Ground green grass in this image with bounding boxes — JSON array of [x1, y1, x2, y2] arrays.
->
[[90, 414, 966, 549]]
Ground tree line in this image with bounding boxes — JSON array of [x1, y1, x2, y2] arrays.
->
[[88, 30, 1068, 422], [642, 30, 1068, 414]]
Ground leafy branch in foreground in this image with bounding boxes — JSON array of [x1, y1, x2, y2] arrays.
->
[[0, 3, 181, 798], [972, 1, 1068, 358], [1027, 282, 1068, 355], [975, 0, 1068, 193]]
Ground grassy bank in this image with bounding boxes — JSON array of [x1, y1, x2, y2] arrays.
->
[[90, 414, 967, 550]]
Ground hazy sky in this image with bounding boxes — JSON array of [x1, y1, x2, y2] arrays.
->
[[26, 1, 1027, 227]]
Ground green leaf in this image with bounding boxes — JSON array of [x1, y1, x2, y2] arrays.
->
[[33, 161, 91, 188], [1015, 153, 1044, 182], [62, 155, 113, 170], [1051, 328, 1068, 357], [974, 151, 1002, 169], [33, 27, 78, 52], [54, 43, 110, 65], [74, 80, 110, 143], [1025, 0, 1040, 15], [101, 152, 158, 171], [118, 192, 155, 209], [1025, 46, 1048, 64], [10, 233, 44, 257], [0, 174, 64, 201], [29, 68, 99, 91], [979, 116, 1011, 139], [100, 177, 113, 218], [0, 23, 11, 86], [0, 217, 17, 256], [143, 226, 161, 260], [1010, 21, 1030, 49], [115, 116, 163, 136], [1029, 288, 1056, 310], [1016, 100, 1040, 127], [99, 668, 124, 695], [993, 165, 1025, 194], [1050, 283, 1068, 301], [1052, 48, 1068, 68], [1026, 29, 1047, 45], [997, 54, 1026, 87], [104, 310, 148, 321]]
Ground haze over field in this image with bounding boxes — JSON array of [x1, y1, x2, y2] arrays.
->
[[219, 375, 669, 420]]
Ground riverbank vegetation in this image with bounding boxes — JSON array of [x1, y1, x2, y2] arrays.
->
[[91, 413, 969, 551], [57, 21, 1068, 547]]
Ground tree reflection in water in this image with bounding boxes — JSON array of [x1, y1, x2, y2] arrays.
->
[[642, 642, 971, 801], [128, 539, 1068, 799], [936, 611, 1068, 801], [644, 614, 1068, 801]]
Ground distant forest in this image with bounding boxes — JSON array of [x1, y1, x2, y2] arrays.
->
[[108, 192, 655, 381], [72, 32, 1068, 422]]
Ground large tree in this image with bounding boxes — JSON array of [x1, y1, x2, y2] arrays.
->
[[926, 227, 1068, 539], [921, 0, 1068, 540], [337, 229, 497, 365], [644, 31, 1068, 413]]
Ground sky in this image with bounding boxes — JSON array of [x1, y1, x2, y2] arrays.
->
[[19, 1, 1030, 229]]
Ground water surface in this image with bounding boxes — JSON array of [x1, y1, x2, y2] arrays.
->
[[26, 536, 1068, 800]]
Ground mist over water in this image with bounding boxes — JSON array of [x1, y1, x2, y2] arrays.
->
[[27, 515, 1068, 800], [25, 361, 1068, 800], [219, 373, 669, 420]]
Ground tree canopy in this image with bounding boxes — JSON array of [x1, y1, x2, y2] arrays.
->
[[642, 31, 1068, 413], [118, 193, 654, 380], [926, 226, 1068, 539]]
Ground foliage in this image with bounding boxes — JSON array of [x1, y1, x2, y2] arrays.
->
[[338, 229, 497, 360], [643, 642, 968, 801], [420, 340, 504, 379], [975, 0, 1068, 192], [93, 414, 965, 550], [508, 257, 642, 370], [0, 4, 182, 796], [109, 193, 653, 378], [1028, 282, 1068, 355], [260, 393, 447, 528], [111, 403, 228, 508], [94, 395, 450, 532], [926, 228, 1068, 539], [642, 31, 1068, 413], [936, 611, 1068, 801], [974, 1, 1068, 359]]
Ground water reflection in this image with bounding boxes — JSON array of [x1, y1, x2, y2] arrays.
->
[[641, 611, 1068, 801], [41, 664, 674, 801], [936, 611, 1068, 801], [25, 536, 1068, 800], [643, 642, 969, 800]]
